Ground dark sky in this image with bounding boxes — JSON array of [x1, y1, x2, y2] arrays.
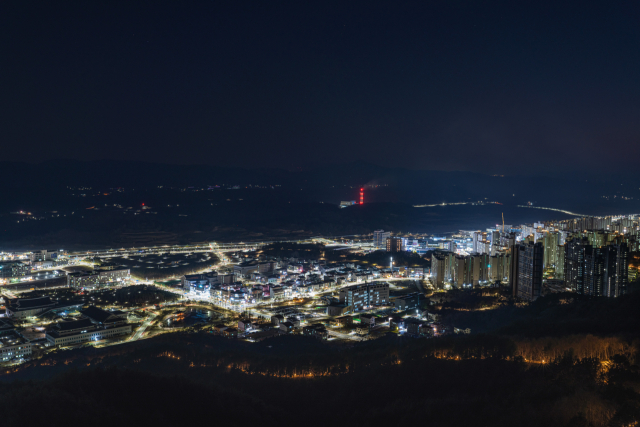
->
[[2, 1, 640, 174]]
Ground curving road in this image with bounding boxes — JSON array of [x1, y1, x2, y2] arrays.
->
[[130, 311, 159, 341]]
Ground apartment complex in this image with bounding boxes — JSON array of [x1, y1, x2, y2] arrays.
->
[[515, 242, 544, 301], [339, 282, 389, 311]]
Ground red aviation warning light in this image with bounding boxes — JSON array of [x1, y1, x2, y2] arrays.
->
[[360, 188, 364, 205]]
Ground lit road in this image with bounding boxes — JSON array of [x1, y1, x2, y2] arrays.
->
[[67, 237, 372, 260], [516, 205, 587, 217], [130, 311, 159, 341], [327, 329, 364, 342]]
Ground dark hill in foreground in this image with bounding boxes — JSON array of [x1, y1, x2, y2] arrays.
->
[[2, 291, 640, 427]]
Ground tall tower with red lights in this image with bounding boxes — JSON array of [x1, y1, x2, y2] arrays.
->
[[359, 187, 364, 205]]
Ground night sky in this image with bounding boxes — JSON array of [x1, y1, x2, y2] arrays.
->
[[2, 1, 639, 174]]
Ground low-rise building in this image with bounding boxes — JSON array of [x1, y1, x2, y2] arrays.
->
[[389, 316, 404, 331], [405, 318, 427, 336], [271, 314, 285, 326], [31, 260, 55, 270], [302, 323, 327, 339], [81, 306, 128, 327], [285, 317, 300, 328], [238, 320, 253, 332], [0, 330, 32, 362], [326, 304, 348, 316], [218, 273, 235, 284], [258, 261, 276, 274], [182, 272, 219, 292], [29, 250, 55, 262], [45, 307, 131, 346], [407, 267, 424, 278], [23, 269, 66, 282], [355, 324, 369, 335], [250, 287, 264, 302], [279, 321, 294, 334], [213, 324, 228, 333], [4, 296, 56, 319], [234, 262, 258, 279], [246, 329, 282, 342], [394, 293, 421, 311], [222, 328, 238, 339], [334, 316, 354, 327], [270, 286, 285, 299], [359, 314, 376, 326], [0, 261, 30, 280]]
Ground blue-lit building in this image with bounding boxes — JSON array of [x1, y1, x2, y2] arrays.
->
[[188, 279, 211, 297]]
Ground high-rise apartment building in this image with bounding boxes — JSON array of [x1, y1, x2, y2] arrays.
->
[[565, 237, 589, 293], [489, 252, 510, 283], [472, 231, 490, 254], [555, 244, 565, 280], [470, 254, 489, 286], [516, 242, 544, 301], [373, 230, 391, 250], [541, 231, 562, 269], [431, 252, 450, 289], [584, 246, 605, 296], [386, 237, 403, 253], [447, 252, 510, 288], [565, 238, 629, 297], [453, 254, 470, 288], [604, 242, 629, 298], [509, 243, 520, 297]]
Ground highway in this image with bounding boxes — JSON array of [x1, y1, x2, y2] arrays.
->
[[65, 237, 372, 259], [516, 205, 587, 217]]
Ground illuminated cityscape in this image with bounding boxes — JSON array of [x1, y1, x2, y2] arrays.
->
[[1, 211, 639, 353], [2, 1, 640, 426]]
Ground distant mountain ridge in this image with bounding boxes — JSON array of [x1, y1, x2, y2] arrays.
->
[[1, 160, 640, 249], [1, 159, 636, 210]]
